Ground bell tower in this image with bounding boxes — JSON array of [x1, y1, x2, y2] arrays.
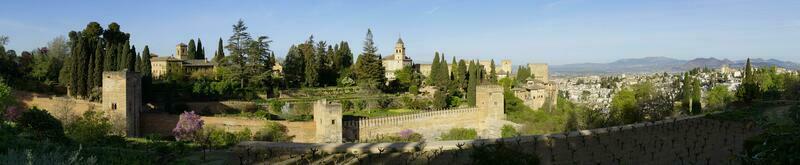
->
[[394, 38, 405, 60]]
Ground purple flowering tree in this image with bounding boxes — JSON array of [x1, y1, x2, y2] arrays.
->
[[399, 129, 414, 139], [3, 106, 21, 121], [173, 111, 204, 141]]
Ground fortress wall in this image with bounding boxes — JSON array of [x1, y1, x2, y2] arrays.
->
[[344, 108, 483, 141], [140, 113, 316, 143]]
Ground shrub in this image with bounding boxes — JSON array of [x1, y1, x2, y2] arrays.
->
[[202, 127, 251, 148], [0, 147, 98, 165], [501, 125, 518, 138], [268, 100, 285, 114], [17, 107, 65, 140], [368, 129, 423, 143], [439, 128, 477, 140], [66, 110, 112, 144], [253, 122, 293, 142], [172, 111, 203, 141]]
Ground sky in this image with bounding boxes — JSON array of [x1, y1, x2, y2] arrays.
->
[[1, 0, 799, 65]]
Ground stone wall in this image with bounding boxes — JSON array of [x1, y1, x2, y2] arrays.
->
[[235, 113, 760, 165], [344, 108, 483, 141], [140, 113, 316, 143]]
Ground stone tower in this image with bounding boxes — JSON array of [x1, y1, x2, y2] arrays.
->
[[394, 38, 405, 60], [102, 70, 142, 137], [528, 63, 549, 82], [313, 99, 343, 143], [176, 43, 188, 60], [476, 85, 505, 138], [501, 60, 513, 76]]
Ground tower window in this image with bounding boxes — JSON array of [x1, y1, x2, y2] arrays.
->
[[331, 120, 335, 125], [112, 103, 117, 110]]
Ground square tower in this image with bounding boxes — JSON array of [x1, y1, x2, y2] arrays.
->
[[528, 63, 549, 82], [313, 99, 343, 143], [102, 71, 142, 137]]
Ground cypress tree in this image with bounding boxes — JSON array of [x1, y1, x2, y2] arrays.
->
[[301, 36, 318, 87], [135, 53, 142, 72], [334, 41, 353, 72], [141, 46, 152, 77], [93, 41, 103, 88], [489, 59, 497, 83], [128, 45, 136, 71], [196, 38, 205, 59], [187, 39, 196, 60], [438, 54, 450, 87], [457, 60, 467, 89], [213, 38, 224, 64], [119, 41, 130, 71], [467, 60, 478, 106], [428, 52, 440, 86], [87, 42, 96, 89]]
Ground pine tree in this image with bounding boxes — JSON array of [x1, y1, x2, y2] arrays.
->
[[187, 39, 196, 60], [467, 60, 478, 106], [141, 46, 152, 77], [353, 29, 386, 90], [227, 19, 253, 88], [283, 45, 305, 88], [246, 36, 273, 88], [196, 38, 205, 59], [213, 38, 224, 64]]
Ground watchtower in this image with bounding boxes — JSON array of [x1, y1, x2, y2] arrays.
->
[[313, 99, 343, 143], [102, 70, 142, 137], [477, 85, 505, 138]]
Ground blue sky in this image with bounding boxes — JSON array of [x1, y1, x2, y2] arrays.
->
[[2, 0, 799, 65]]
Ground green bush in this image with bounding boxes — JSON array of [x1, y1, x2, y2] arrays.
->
[[202, 127, 250, 149], [367, 129, 423, 143], [501, 125, 518, 138], [253, 122, 293, 142], [66, 110, 112, 144], [17, 107, 65, 141], [439, 128, 477, 140], [268, 100, 285, 114]]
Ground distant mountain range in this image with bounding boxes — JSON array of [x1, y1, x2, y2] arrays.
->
[[551, 57, 800, 74]]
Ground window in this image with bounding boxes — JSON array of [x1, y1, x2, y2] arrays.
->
[[331, 120, 335, 125], [112, 103, 117, 110]]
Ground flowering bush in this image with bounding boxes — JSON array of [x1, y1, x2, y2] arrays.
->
[[399, 129, 414, 139], [172, 111, 203, 141]]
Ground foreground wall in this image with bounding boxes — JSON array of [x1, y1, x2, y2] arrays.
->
[[236, 113, 761, 165]]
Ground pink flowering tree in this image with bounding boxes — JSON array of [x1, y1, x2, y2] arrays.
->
[[173, 111, 204, 141]]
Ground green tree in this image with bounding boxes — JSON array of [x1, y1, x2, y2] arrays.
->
[[516, 66, 530, 84], [127, 45, 136, 71], [283, 45, 305, 88], [610, 88, 637, 125], [245, 36, 274, 89], [300, 36, 318, 87], [353, 29, 386, 90], [457, 60, 467, 89], [333, 41, 353, 72], [141, 46, 152, 77], [187, 39, 196, 60], [196, 38, 205, 59], [738, 58, 758, 103], [427, 52, 441, 86], [212, 38, 225, 64], [437, 53, 450, 87], [489, 59, 497, 83], [467, 60, 478, 106], [226, 19, 253, 88], [706, 85, 733, 111]]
